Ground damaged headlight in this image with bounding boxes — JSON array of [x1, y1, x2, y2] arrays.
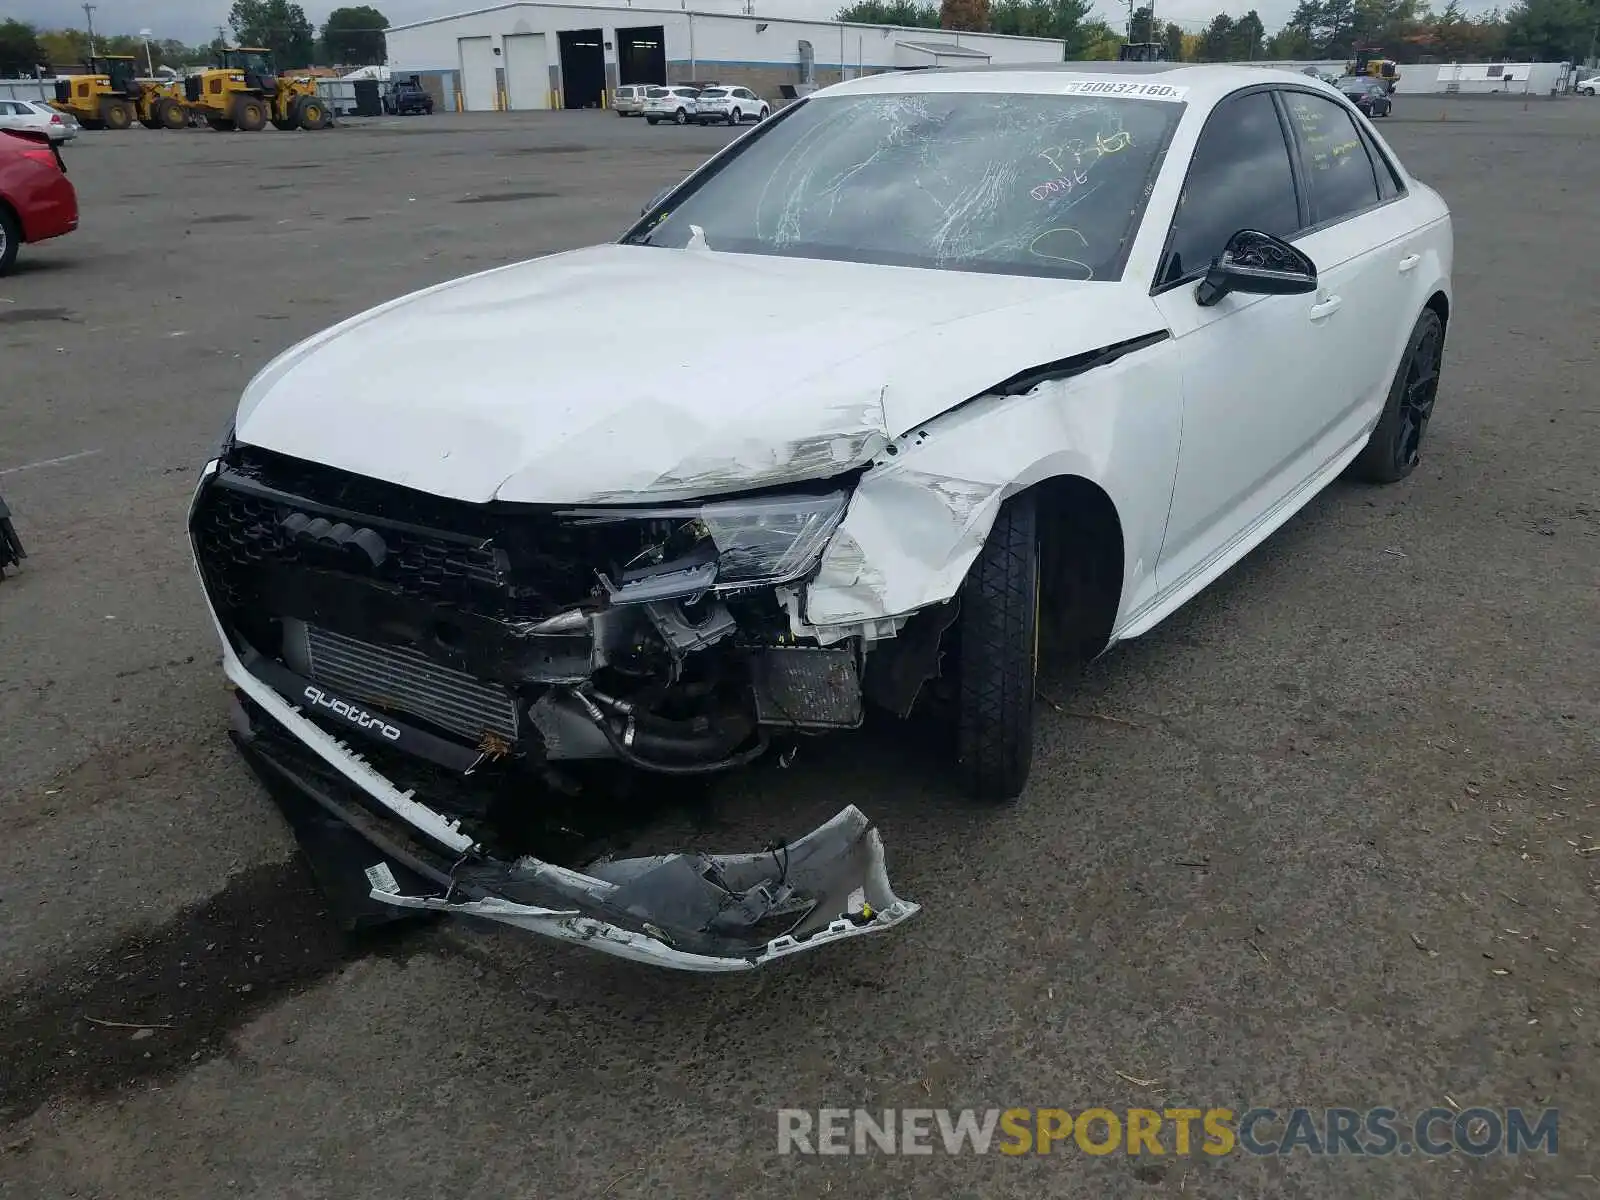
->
[[700, 492, 848, 588], [579, 491, 849, 594]]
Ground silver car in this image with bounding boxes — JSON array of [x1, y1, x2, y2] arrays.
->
[[612, 83, 647, 116], [0, 98, 77, 143]]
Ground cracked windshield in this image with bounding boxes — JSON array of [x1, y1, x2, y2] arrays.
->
[[630, 91, 1185, 280]]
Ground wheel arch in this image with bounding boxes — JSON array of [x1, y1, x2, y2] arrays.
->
[[1027, 473, 1126, 662], [1424, 288, 1449, 329]]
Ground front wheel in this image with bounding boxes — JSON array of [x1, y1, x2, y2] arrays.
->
[[758, 106, 769, 120], [953, 493, 1040, 802], [1351, 308, 1445, 484]]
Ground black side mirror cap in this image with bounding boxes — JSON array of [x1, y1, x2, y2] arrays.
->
[[1195, 229, 1318, 307]]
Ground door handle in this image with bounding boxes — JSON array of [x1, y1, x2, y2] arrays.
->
[[1398, 253, 1422, 273], [1309, 295, 1343, 320]]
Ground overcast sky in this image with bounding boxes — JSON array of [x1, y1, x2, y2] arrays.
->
[[9, 0, 1296, 48]]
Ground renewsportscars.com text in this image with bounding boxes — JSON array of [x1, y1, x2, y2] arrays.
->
[[777, 1107, 1559, 1157]]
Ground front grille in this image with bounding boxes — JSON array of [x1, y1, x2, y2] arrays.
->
[[191, 447, 669, 620], [303, 624, 519, 743]]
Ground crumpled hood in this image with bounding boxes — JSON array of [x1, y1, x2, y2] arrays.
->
[[234, 243, 1164, 504]]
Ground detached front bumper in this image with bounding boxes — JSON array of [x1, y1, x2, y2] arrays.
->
[[224, 641, 918, 972]]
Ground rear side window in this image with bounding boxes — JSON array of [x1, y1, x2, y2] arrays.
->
[[1160, 90, 1301, 287], [1283, 90, 1381, 225]]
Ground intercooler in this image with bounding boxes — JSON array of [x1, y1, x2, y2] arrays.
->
[[285, 620, 520, 744]]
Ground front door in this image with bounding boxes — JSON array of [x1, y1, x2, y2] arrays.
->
[[1151, 87, 1334, 594]]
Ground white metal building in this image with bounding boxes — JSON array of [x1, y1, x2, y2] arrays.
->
[[384, 2, 1068, 112]]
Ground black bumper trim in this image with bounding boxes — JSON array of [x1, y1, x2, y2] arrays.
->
[[239, 644, 488, 774]]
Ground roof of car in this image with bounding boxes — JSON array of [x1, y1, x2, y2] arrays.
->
[[821, 62, 1324, 107]]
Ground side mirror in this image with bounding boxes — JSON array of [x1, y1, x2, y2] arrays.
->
[[642, 187, 670, 217], [1195, 230, 1318, 307]]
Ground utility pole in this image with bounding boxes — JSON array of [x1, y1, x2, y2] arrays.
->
[[82, 2, 98, 57]]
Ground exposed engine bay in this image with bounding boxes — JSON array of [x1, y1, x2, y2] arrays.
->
[[189, 440, 921, 968]]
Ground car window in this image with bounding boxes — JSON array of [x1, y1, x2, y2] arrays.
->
[[0, 102, 21, 114], [627, 91, 1184, 282], [646, 87, 668, 98], [736, 88, 755, 100], [1159, 89, 1300, 288], [701, 88, 727, 98], [1282, 90, 1382, 226]]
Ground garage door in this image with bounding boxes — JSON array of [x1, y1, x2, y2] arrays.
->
[[503, 33, 549, 110], [458, 36, 496, 111]]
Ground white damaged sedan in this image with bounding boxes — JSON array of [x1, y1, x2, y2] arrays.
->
[[190, 62, 1451, 969]]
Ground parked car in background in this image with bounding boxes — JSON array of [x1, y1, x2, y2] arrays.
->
[[0, 129, 77, 275], [382, 78, 434, 115], [1576, 74, 1599, 96], [612, 84, 647, 115], [643, 85, 701, 125], [1337, 75, 1392, 117], [692, 86, 769, 125], [0, 98, 77, 143]]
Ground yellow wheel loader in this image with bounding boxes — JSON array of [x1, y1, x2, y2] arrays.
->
[[49, 56, 187, 131], [181, 47, 332, 132]]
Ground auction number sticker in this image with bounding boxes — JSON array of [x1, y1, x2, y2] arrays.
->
[[1058, 80, 1188, 101]]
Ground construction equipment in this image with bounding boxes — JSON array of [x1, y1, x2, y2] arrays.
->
[[1118, 42, 1167, 61], [1348, 47, 1400, 92], [49, 56, 187, 131], [181, 47, 332, 132]]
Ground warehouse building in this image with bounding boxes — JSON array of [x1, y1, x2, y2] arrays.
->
[[385, 2, 1067, 112]]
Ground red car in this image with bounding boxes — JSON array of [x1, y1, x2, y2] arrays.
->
[[0, 128, 77, 276]]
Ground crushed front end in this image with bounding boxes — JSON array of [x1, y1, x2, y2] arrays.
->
[[188, 441, 917, 969]]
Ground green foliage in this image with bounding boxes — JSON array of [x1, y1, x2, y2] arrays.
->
[[838, 0, 941, 24], [1503, 0, 1597, 60], [229, 0, 317, 66], [323, 6, 389, 64], [0, 18, 45, 75], [1163, 20, 1186, 59]]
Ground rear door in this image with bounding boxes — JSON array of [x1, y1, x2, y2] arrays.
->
[[1278, 86, 1418, 443]]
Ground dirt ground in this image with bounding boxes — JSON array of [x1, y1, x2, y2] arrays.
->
[[1, 99, 1596, 1199]]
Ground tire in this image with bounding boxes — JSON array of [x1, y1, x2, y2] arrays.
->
[[758, 106, 768, 120], [233, 98, 267, 131], [270, 118, 295, 131], [1350, 308, 1445, 484], [206, 116, 235, 131], [646, 116, 659, 125], [0, 205, 19, 277], [674, 107, 687, 125], [156, 97, 186, 129], [101, 99, 134, 130], [139, 117, 160, 129], [727, 108, 739, 125], [953, 492, 1040, 801], [79, 118, 105, 130], [295, 97, 331, 130]]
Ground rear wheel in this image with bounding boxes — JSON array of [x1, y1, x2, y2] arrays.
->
[[101, 99, 134, 130], [1351, 309, 1445, 484], [0, 205, 19, 277], [674, 107, 687, 125], [156, 97, 186, 129], [233, 97, 267, 131], [953, 493, 1040, 802], [727, 108, 739, 125], [758, 105, 769, 120]]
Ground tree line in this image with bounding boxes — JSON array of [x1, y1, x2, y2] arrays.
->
[[0, 2, 391, 77], [837, 0, 1600, 64]]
